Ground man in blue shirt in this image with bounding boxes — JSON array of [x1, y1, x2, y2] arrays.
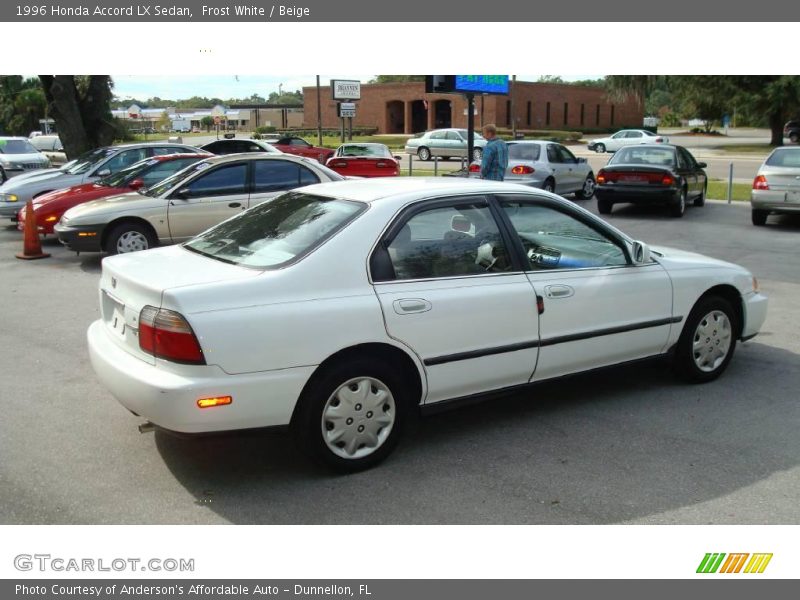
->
[[479, 123, 508, 181]]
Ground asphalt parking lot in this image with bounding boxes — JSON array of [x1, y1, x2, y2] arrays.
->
[[1, 197, 799, 525]]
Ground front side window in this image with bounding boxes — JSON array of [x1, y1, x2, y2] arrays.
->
[[380, 201, 511, 280], [183, 163, 247, 197], [500, 200, 628, 269], [139, 158, 201, 186], [556, 145, 577, 163], [102, 148, 148, 173], [184, 192, 365, 269]]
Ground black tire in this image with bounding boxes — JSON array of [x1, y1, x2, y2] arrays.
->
[[669, 187, 687, 218], [693, 184, 706, 207], [292, 357, 411, 472], [104, 222, 158, 255], [0, 166, 6, 184], [751, 208, 768, 226], [417, 147, 431, 161], [542, 178, 555, 194], [597, 197, 613, 214], [574, 175, 596, 200], [595, 143, 606, 153], [472, 147, 483, 161], [673, 295, 738, 383]]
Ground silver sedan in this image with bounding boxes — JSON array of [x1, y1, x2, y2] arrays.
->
[[471, 141, 596, 199], [751, 146, 800, 225]]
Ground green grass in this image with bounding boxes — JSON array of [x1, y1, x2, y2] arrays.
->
[[707, 179, 751, 201], [709, 144, 777, 154]]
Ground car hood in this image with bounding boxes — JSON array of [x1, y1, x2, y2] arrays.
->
[[0, 168, 70, 189], [651, 245, 743, 272], [1, 152, 48, 163], [33, 182, 124, 212], [63, 191, 161, 221]]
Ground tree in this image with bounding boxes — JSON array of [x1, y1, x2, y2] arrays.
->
[[0, 76, 47, 135], [369, 75, 424, 84], [266, 90, 303, 105], [200, 116, 214, 132], [536, 75, 565, 84], [39, 76, 115, 159]]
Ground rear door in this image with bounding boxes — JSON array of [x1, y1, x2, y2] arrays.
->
[[371, 196, 540, 403], [446, 131, 466, 157], [166, 161, 249, 241], [555, 144, 582, 192], [546, 144, 569, 193]]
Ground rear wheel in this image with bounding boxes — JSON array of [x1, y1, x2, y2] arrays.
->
[[542, 178, 555, 193], [105, 222, 157, 255], [751, 208, 768, 226], [790, 132, 799, 143], [595, 143, 606, 153], [292, 357, 411, 472], [417, 147, 431, 161], [597, 197, 613, 214], [673, 296, 738, 382], [472, 147, 483, 161], [669, 187, 687, 218], [574, 175, 596, 200]]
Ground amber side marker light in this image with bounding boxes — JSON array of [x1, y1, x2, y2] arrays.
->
[[197, 396, 233, 409]]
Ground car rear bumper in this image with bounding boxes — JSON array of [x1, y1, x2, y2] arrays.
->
[[595, 186, 679, 203], [87, 319, 316, 433], [751, 190, 800, 212], [741, 291, 768, 340], [54, 222, 104, 252]]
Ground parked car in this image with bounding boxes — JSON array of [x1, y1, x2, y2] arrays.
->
[[326, 143, 400, 177], [199, 138, 281, 155], [28, 135, 68, 167], [17, 153, 209, 235], [0, 142, 206, 220], [784, 120, 800, 144], [0, 137, 51, 184], [55, 154, 344, 255], [86, 178, 767, 471], [467, 141, 595, 198], [588, 129, 669, 153], [751, 146, 800, 225], [595, 144, 707, 217], [269, 136, 334, 163], [405, 128, 486, 161]]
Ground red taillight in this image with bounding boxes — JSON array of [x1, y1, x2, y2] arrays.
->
[[468, 164, 481, 173], [654, 137, 663, 142], [511, 165, 535, 175], [139, 305, 205, 364], [753, 175, 769, 190], [661, 175, 674, 186], [596, 170, 606, 184]]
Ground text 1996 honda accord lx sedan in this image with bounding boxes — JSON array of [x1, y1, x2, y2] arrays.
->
[[87, 178, 768, 471]]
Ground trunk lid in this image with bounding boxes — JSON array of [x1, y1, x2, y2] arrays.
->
[[759, 167, 800, 191]]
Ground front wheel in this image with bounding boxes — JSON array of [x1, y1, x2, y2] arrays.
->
[[673, 296, 738, 383], [105, 222, 157, 255], [0, 166, 6, 184], [417, 147, 431, 161], [292, 357, 410, 472], [574, 175, 596, 200], [790, 132, 799, 143], [751, 208, 768, 226]]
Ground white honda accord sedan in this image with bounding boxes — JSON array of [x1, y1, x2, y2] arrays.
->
[[88, 178, 768, 471]]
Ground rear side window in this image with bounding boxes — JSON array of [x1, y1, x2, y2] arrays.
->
[[765, 149, 800, 167], [252, 160, 320, 193]]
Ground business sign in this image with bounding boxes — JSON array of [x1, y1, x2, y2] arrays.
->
[[338, 102, 356, 118], [455, 75, 510, 95], [331, 79, 361, 101]]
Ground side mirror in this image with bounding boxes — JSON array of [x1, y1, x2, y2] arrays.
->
[[577, 157, 587, 163], [96, 168, 111, 177], [631, 240, 651, 264], [128, 178, 145, 190], [696, 161, 707, 169]]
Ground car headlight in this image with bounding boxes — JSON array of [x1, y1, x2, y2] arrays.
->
[[0, 158, 11, 167], [3, 194, 19, 202]]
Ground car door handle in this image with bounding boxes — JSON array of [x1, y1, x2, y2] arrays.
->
[[392, 298, 432, 315], [228, 202, 242, 208], [544, 285, 574, 299]]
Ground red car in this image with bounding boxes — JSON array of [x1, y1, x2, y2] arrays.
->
[[17, 153, 208, 234], [325, 143, 401, 177], [270, 136, 334, 163]]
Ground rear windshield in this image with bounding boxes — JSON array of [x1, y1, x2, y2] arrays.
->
[[0, 139, 38, 154], [765, 148, 800, 168], [610, 146, 675, 166], [339, 144, 391, 158], [508, 144, 541, 161], [184, 192, 366, 269]]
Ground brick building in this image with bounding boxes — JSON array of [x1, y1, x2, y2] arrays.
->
[[303, 80, 643, 134]]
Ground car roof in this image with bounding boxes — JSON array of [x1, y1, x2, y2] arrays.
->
[[192, 153, 319, 165], [149, 152, 210, 161], [0, 136, 31, 141], [620, 143, 678, 150], [301, 177, 549, 204]]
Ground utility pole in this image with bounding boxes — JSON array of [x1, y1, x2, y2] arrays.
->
[[316, 75, 323, 146], [510, 74, 517, 138]]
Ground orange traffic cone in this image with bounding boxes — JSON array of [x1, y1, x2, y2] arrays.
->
[[15, 200, 50, 260]]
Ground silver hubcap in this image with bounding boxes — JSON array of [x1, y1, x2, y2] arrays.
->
[[596, 146, 604, 153], [419, 149, 429, 160], [692, 310, 732, 372], [583, 178, 595, 196], [321, 377, 396, 460], [116, 230, 149, 253]]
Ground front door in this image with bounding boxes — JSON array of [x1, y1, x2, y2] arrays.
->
[[495, 195, 675, 381], [371, 197, 540, 403], [166, 162, 249, 242]]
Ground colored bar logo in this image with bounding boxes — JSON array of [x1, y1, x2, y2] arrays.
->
[[697, 553, 773, 573]]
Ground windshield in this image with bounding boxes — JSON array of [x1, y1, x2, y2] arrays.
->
[[610, 146, 675, 166], [184, 192, 366, 269], [142, 159, 213, 196], [0, 139, 39, 154], [338, 144, 391, 158], [64, 148, 116, 175], [99, 158, 155, 187]]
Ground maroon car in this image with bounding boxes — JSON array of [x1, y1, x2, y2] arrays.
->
[[271, 136, 334, 163]]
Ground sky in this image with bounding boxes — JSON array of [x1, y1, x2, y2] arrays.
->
[[109, 75, 604, 101]]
